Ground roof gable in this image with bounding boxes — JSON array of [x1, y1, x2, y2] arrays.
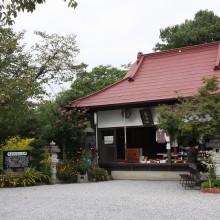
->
[[70, 42, 220, 108]]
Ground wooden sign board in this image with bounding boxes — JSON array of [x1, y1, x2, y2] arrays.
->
[[139, 108, 153, 125]]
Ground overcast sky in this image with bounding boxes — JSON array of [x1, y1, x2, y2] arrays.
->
[[13, 0, 220, 94]]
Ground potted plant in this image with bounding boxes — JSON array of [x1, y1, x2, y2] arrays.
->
[[201, 151, 220, 193], [75, 158, 90, 183], [76, 159, 89, 174]]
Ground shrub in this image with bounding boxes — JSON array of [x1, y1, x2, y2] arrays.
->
[[29, 139, 48, 171], [20, 167, 49, 186], [1, 136, 34, 151], [38, 163, 51, 183], [57, 157, 111, 183], [75, 158, 90, 174], [57, 160, 79, 183], [201, 177, 220, 189], [0, 168, 49, 188], [201, 181, 209, 189], [88, 166, 111, 182], [57, 158, 90, 183]]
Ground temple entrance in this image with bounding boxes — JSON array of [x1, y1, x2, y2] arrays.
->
[[116, 126, 166, 161], [99, 126, 167, 164]]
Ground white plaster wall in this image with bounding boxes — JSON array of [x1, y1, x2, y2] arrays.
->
[[97, 107, 159, 128]]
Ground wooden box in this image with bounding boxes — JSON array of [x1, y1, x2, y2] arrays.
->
[[126, 148, 141, 163]]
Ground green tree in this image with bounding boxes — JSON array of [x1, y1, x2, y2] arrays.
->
[[157, 76, 220, 147], [0, 27, 39, 142], [0, 26, 84, 144], [154, 10, 220, 51], [30, 100, 87, 161], [0, 0, 78, 25], [53, 107, 87, 161], [31, 31, 86, 85], [56, 65, 127, 107]]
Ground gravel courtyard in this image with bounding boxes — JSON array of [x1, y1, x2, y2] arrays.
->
[[0, 180, 219, 220]]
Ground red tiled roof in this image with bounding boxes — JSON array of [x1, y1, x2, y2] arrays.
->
[[70, 42, 220, 108]]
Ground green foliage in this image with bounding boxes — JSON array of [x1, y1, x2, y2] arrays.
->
[[21, 167, 49, 186], [29, 139, 49, 173], [88, 166, 111, 182], [57, 158, 110, 183], [33, 101, 58, 141], [56, 65, 127, 106], [57, 159, 80, 183], [157, 76, 220, 147], [32, 31, 87, 85], [53, 107, 87, 160], [0, 0, 78, 25], [201, 177, 220, 189], [154, 10, 220, 51], [38, 163, 51, 182], [157, 105, 179, 143], [1, 136, 34, 151], [0, 27, 41, 142], [0, 25, 85, 145], [75, 158, 90, 174], [0, 168, 49, 188], [201, 181, 210, 189]]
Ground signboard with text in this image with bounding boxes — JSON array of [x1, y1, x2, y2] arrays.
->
[[104, 136, 114, 145], [139, 108, 153, 126], [3, 151, 30, 170]]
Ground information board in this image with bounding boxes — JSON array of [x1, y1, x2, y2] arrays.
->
[[3, 151, 30, 170], [104, 136, 114, 145]]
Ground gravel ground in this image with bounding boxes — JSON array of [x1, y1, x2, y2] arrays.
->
[[0, 180, 219, 220]]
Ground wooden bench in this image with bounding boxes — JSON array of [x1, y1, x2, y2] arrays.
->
[[179, 167, 203, 190]]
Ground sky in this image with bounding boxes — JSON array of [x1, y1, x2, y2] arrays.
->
[[12, 0, 220, 94]]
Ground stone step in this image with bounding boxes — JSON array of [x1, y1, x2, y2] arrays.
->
[[111, 171, 187, 181]]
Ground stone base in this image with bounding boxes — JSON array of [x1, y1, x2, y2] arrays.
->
[[111, 171, 186, 181], [50, 178, 63, 185]]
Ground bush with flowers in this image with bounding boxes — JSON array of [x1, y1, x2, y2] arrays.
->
[[57, 159, 87, 183], [201, 151, 220, 189], [57, 147, 111, 183]]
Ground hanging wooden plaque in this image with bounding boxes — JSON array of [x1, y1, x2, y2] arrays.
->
[[139, 108, 153, 125]]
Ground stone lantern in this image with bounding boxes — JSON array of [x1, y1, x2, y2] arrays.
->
[[48, 141, 60, 184]]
